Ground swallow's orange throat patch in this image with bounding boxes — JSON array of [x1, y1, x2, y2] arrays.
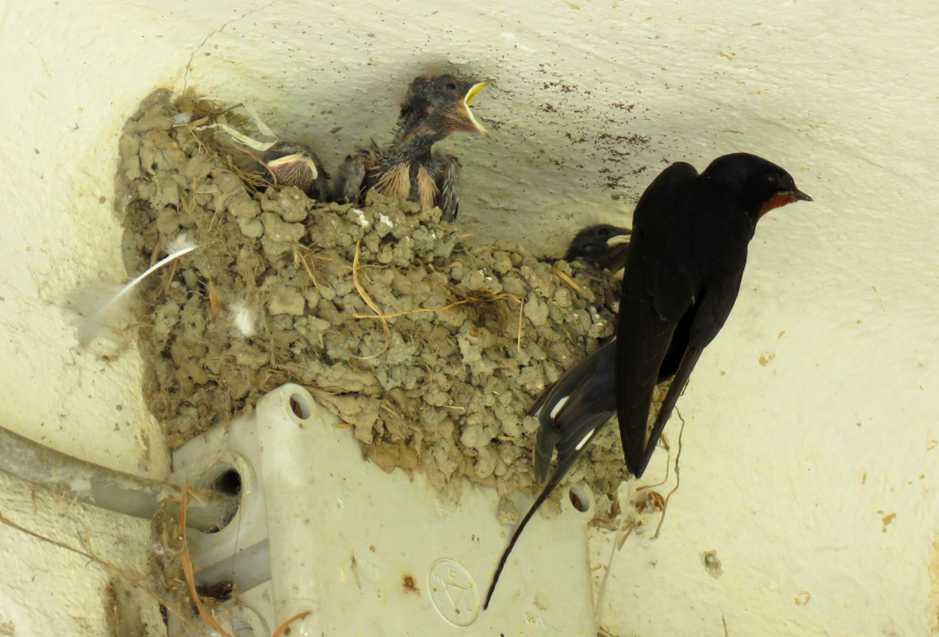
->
[[759, 192, 796, 216]]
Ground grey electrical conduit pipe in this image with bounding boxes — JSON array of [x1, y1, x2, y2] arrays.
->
[[0, 424, 238, 532]]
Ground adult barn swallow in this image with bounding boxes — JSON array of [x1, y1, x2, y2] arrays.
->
[[483, 153, 811, 610], [332, 74, 488, 222], [616, 153, 811, 477], [565, 223, 632, 272], [261, 141, 331, 201]]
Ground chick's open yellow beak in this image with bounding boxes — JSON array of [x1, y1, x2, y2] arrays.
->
[[462, 82, 489, 134]]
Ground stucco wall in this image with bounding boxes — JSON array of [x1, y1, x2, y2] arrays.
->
[[0, 470, 163, 636], [1, 1, 937, 635]]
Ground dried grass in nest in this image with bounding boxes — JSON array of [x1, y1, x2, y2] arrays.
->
[[178, 488, 232, 637], [272, 611, 313, 637], [552, 264, 589, 297], [350, 237, 525, 355], [651, 408, 687, 539], [351, 238, 392, 359], [207, 281, 223, 318], [182, 125, 273, 195], [173, 93, 277, 197], [174, 89, 251, 131], [175, 489, 314, 637], [294, 248, 320, 289], [223, 145, 275, 191], [636, 445, 671, 492]]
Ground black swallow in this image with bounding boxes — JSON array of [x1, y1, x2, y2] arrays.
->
[[483, 153, 811, 609], [332, 74, 489, 222], [260, 141, 331, 201], [565, 223, 632, 272], [616, 153, 810, 477]]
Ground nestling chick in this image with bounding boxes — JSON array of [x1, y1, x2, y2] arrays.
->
[[333, 74, 489, 222], [260, 141, 331, 201], [565, 223, 632, 272]]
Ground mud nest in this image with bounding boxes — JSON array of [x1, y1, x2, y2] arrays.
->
[[115, 90, 633, 516]]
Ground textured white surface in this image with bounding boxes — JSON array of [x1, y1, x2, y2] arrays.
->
[[258, 385, 594, 635], [0, 1, 176, 479], [1, 1, 938, 636], [0, 471, 163, 636]]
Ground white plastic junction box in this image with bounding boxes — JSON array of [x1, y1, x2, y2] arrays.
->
[[170, 383, 597, 636]]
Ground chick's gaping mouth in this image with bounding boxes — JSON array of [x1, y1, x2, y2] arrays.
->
[[461, 81, 489, 134]]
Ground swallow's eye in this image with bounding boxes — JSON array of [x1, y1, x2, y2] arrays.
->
[[446, 82, 457, 91]]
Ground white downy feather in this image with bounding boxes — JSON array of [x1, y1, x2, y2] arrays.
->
[[229, 301, 257, 338], [70, 234, 198, 347]]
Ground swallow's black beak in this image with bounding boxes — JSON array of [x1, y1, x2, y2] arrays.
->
[[792, 189, 813, 202]]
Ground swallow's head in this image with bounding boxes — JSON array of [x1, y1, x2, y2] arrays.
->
[[565, 224, 631, 261], [703, 152, 812, 220], [398, 74, 490, 143]]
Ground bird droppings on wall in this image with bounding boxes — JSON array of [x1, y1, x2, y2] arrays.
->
[[880, 512, 897, 532], [114, 89, 643, 518], [401, 574, 419, 594], [527, 76, 655, 198], [702, 549, 723, 579]]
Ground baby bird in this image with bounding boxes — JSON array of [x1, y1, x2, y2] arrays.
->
[[333, 74, 489, 222], [260, 141, 331, 201], [565, 223, 632, 272]]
